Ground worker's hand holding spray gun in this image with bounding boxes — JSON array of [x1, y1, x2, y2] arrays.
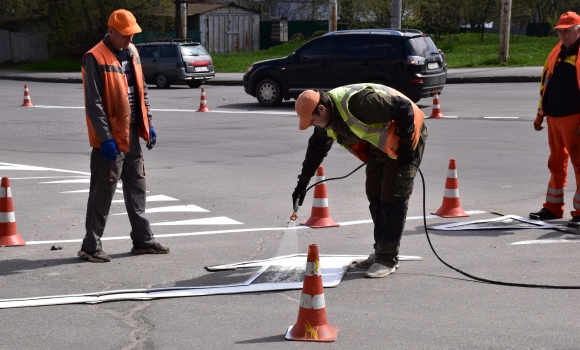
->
[[290, 182, 308, 221]]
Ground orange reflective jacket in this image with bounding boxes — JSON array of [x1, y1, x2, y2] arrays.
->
[[82, 41, 150, 152], [538, 41, 580, 112]]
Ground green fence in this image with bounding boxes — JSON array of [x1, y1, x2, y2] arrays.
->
[[133, 30, 201, 44], [260, 20, 348, 50]]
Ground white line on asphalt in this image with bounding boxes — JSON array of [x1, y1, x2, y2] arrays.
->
[[0, 162, 89, 175], [24, 210, 486, 245], [31, 105, 294, 115], [484, 117, 519, 119], [510, 234, 580, 245], [113, 204, 210, 216]]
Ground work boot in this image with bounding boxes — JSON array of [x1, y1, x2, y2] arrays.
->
[[355, 254, 376, 268], [131, 242, 170, 254], [78, 249, 111, 263], [567, 216, 580, 228], [364, 262, 398, 278], [529, 208, 560, 220]]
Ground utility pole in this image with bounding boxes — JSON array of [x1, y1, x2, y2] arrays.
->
[[329, 0, 337, 32], [180, 2, 188, 38], [391, 0, 402, 29], [498, 0, 512, 62]]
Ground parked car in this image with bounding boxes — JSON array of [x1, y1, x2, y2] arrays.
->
[[135, 39, 215, 89], [243, 29, 447, 106]]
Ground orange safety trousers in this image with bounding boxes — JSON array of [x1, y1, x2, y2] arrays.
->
[[544, 114, 580, 217]]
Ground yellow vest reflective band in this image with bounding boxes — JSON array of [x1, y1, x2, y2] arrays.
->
[[326, 83, 424, 161]]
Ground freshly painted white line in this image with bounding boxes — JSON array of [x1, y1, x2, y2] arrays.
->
[[25, 211, 486, 245], [151, 216, 243, 226], [511, 234, 580, 245], [60, 189, 123, 194], [484, 117, 519, 119], [113, 204, 209, 215], [41, 179, 90, 184], [31, 105, 294, 115], [112, 194, 179, 203], [443, 116, 458, 118], [8, 176, 89, 180], [0, 162, 89, 175]]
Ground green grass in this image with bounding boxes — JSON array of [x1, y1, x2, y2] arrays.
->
[[0, 33, 561, 72], [436, 33, 559, 68]]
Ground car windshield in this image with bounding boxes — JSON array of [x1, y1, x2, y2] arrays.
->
[[181, 45, 209, 57], [406, 37, 439, 56]]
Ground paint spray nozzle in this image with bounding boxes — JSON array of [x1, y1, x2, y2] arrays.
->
[[290, 198, 300, 221]]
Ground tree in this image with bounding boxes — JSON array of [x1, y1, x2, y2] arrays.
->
[[414, 0, 463, 44], [464, 0, 499, 42]]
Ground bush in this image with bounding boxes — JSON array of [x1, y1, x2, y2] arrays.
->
[[290, 33, 305, 42], [312, 30, 328, 38]]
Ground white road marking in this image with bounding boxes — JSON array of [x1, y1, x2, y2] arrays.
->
[[0, 162, 89, 175], [30, 105, 294, 115], [484, 117, 519, 119], [511, 234, 580, 245], [151, 216, 242, 226], [113, 194, 179, 203], [25, 211, 486, 245], [41, 179, 90, 184], [113, 204, 209, 215]]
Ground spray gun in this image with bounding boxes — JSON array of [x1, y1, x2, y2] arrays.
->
[[290, 198, 300, 221]]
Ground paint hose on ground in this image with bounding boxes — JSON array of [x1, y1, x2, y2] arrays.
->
[[295, 157, 580, 289]]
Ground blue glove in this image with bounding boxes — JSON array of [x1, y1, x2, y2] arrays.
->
[[100, 139, 118, 162], [148, 127, 156, 150]]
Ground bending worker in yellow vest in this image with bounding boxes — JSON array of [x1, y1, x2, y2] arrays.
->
[[79, 9, 169, 262], [292, 84, 428, 278]]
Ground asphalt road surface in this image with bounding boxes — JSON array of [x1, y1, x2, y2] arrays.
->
[[1, 81, 579, 349]]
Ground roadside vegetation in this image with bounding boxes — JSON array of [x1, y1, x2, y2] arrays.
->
[[0, 33, 560, 73]]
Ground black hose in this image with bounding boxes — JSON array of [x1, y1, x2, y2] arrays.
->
[[306, 158, 580, 289]]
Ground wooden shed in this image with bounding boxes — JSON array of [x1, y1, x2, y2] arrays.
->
[[187, 3, 260, 53]]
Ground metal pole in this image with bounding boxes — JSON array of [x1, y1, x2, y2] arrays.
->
[[180, 2, 188, 38], [329, 0, 337, 32], [391, 0, 402, 29], [498, 0, 512, 62]]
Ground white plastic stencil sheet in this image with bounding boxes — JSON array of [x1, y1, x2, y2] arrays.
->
[[0, 254, 423, 309], [428, 215, 555, 231]]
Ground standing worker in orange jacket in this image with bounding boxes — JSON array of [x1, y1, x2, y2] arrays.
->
[[78, 9, 169, 262], [531, 11, 580, 228]]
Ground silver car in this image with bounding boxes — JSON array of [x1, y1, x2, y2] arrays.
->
[[136, 39, 215, 89]]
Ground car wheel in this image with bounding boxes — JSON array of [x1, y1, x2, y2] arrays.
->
[[187, 81, 202, 88], [155, 74, 170, 89], [256, 79, 282, 107]]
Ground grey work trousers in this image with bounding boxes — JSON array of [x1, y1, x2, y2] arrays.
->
[[365, 126, 428, 266], [82, 148, 156, 253]]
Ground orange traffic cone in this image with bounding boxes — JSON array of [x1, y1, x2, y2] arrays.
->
[[21, 84, 34, 107], [197, 87, 210, 112], [428, 90, 443, 119], [0, 177, 26, 246], [301, 167, 339, 228], [432, 158, 469, 218], [285, 244, 338, 342]]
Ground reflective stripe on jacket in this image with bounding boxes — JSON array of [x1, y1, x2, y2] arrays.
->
[[326, 83, 424, 161], [82, 41, 150, 152]]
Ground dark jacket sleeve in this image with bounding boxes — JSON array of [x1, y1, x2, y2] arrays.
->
[[82, 53, 113, 143], [348, 89, 415, 140], [298, 126, 334, 183]]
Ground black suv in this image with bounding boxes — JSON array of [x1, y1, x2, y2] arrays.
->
[[243, 29, 447, 106], [135, 39, 215, 89]]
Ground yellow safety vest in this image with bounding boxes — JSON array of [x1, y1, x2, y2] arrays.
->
[[326, 83, 424, 162]]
